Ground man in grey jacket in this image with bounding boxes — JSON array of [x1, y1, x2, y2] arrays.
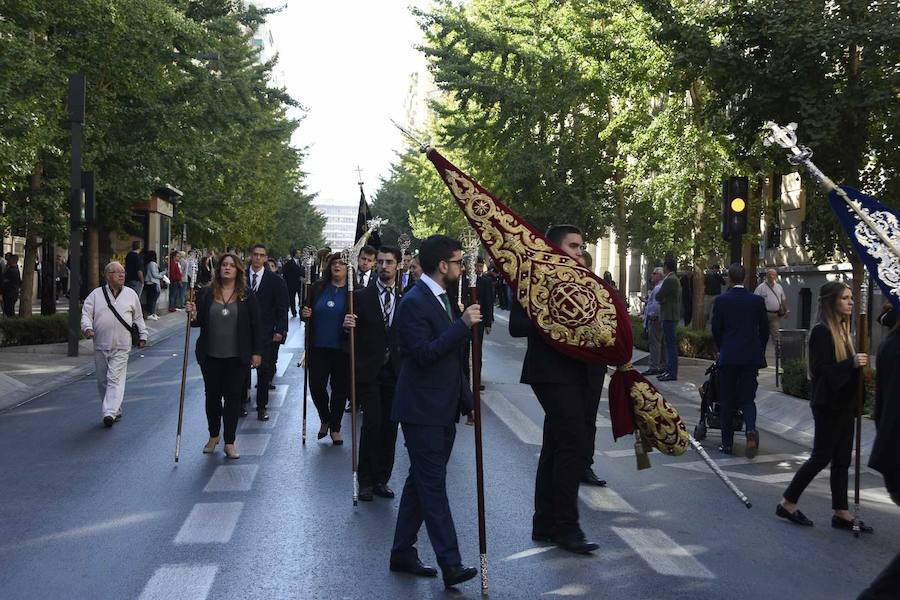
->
[[655, 258, 681, 381]]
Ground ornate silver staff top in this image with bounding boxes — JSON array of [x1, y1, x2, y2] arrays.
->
[[342, 217, 388, 292], [398, 233, 412, 255], [763, 122, 900, 302], [301, 246, 317, 280], [462, 230, 480, 288]]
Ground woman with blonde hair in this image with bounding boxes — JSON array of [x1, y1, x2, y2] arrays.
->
[[186, 253, 263, 459], [777, 280, 872, 532]]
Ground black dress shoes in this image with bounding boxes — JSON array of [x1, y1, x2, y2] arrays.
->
[[554, 533, 599, 554], [531, 530, 554, 543], [745, 430, 760, 459], [257, 409, 269, 421], [373, 483, 395, 498], [358, 486, 374, 502], [389, 555, 437, 578], [268, 383, 276, 390], [776, 504, 814, 526], [582, 468, 607, 487], [103, 415, 115, 428], [442, 565, 478, 588], [717, 445, 734, 455], [656, 373, 677, 381], [641, 368, 661, 376], [240, 406, 248, 417], [832, 515, 874, 533]]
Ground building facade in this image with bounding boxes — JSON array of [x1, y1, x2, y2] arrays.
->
[[314, 201, 356, 251]]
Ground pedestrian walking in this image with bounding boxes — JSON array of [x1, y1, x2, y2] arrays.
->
[[777, 281, 872, 532], [246, 244, 288, 421], [124, 240, 144, 299], [80, 262, 148, 427], [858, 321, 900, 598], [656, 258, 681, 381], [510, 224, 605, 554], [711, 263, 769, 457], [474, 256, 494, 390], [389, 235, 480, 588], [754, 268, 790, 354], [167, 250, 184, 312], [302, 252, 349, 443], [641, 267, 666, 376], [1, 254, 21, 317], [703, 263, 725, 329], [186, 253, 263, 460], [283, 248, 303, 317], [342, 245, 403, 502], [144, 250, 162, 320], [55, 255, 69, 300], [198, 250, 215, 287]]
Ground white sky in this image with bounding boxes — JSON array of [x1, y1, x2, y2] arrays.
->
[[264, 0, 431, 206]]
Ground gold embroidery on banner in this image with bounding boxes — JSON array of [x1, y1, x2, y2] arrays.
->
[[630, 381, 689, 456], [441, 167, 618, 349]]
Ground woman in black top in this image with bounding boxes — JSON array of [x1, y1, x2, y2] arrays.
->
[[301, 252, 349, 445], [186, 253, 263, 459], [777, 281, 872, 532]]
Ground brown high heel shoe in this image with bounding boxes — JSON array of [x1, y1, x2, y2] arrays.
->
[[203, 436, 220, 454], [223, 444, 240, 459], [330, 431, 343, 446]]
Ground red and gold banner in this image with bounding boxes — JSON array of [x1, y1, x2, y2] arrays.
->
[[426, 148, 633, 366]]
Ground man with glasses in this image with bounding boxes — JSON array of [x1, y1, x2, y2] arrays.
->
[[81, 262, 148, 427], [343, 246, 404, 502], [509, 224, 605, 555], [247, 243, 288, 421], [389, 235, 481, 589]]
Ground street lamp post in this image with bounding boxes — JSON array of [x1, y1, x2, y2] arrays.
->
[[67, 74, 85, 357]]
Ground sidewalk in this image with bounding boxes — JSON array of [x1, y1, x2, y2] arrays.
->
[[631, 348, 877, 464], [0, 310, 187, 413]]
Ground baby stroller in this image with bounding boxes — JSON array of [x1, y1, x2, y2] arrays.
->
[[692, 362, 744, 441]]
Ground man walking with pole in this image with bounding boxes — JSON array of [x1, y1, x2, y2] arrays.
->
[[81, 262, 147, 427], [124, 240, 144, 299], [247, 244, 288, 421]]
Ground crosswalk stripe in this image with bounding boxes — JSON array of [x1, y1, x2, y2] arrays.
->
[[266, 385, 289, 408], [579, 486, 638, 513], [240, 411, 280, 429], [481, 389, 542, 446], [612, 527, 715, 579], [542, 583, 592, 596], [174, 503, 243, 544], [138, 565, 218, 600], [276, 353, 294, 377], [235, 433, 271, 456], [203, 465, 259, 493], [503, 546, 556, 561]]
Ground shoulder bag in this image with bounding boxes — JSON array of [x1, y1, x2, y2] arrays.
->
[[102, 285, 141, 347]]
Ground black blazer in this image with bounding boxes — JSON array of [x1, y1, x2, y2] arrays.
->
[[871, 329, 900, 480], [808, 322, 859, 409], [509, 299, 606, 391], [711, 287, 768, 368], [351, 284, 401, 383], [476, 275, 494, 329], [282, 258, 302, 288], [192, 287, 264, 365], [248, 268, 289, 344]]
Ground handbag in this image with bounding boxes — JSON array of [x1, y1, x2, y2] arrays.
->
[[160, 274, 170, 290], [102, 285, 141, 347]]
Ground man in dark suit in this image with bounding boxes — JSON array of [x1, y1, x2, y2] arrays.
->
[[343, 245, 403, 502], [509, 224, 604, 555], [389, 235, 481, 589], [247, 243, 289, 421], [283, 248, 303, 318], [474, 257, 494, 391], [711, 262, 769, 457], [355, 245, 378, 288]]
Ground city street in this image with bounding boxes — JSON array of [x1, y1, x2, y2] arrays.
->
[[1, 313, 897, 600]]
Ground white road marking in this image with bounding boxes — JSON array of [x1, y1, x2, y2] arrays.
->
[[0, 512, 165, 551], [266, 385, 289, 408], [240, 411, 280, 429], [860, 487, 895, 505], [611, 527, 715, 579], [494, 313, 509, 323], [542, 584, 591, 596], [138, 564, 218, 600], [595, 414, 611, 428], [579, 486, 638, 513], [174, 503, 243, 544], [203, 465, 259, 492], [234, 433, 271, 456], [503, 546, 556, 561], [481, 390, 542, 445], [276, 353, 294, 377], [602, 449, 638, 458]]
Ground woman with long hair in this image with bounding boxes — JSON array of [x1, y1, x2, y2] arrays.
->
[[301, 252, 349, 445], [186, 253, 263, 459], [777, 281, 872, 532]]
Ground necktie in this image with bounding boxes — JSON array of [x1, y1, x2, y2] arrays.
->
[[438, 293, 453, 321], [252, 273, 258, 290], [358, 271, 365, 286], [382, 287, 393, 326]]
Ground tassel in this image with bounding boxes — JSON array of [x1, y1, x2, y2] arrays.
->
[[635, 432, 651, 470]]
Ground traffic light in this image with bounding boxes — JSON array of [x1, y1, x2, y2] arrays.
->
[[721, 176, 749, 241]]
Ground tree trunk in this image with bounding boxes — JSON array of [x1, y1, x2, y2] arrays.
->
[[616, 181, 628, 296], [87, 226, 100, 290], [18, 166, 41, 317]]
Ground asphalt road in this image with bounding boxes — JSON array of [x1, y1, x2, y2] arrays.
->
[[0, 312, 897, 599]]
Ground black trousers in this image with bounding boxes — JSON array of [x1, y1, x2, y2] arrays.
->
[[718, 365, 759, 447], [287, 284, 301, 316], [2, 287, 17, 317], [584, 388, 602, 469], [200, 357, 245, 444], [255, 340, 279, 410], [357, 368, 399, 487], [783, 404, 855, 510], [308, 347, 349, 431], [531, 383, 594, 537]]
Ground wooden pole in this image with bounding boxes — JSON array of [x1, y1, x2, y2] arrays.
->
[[175, 276, 195, 462], [348, 276, 359, 506], [301, 278, 310, 445], [468, 283, 488, 592]]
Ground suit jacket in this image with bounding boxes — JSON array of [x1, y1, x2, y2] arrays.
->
[[282, 258, 302, 288], [192, 287, 264, 365], [391, 279, 474, 426], [871, 329, 900, 482], [509, 299, 606, 391], [476, 274, 494, 329], [248, 268, 289, 344], [656, 272, 681, 322], [808, 322, 859, 410], [711, 287, 769, 368], [352, 283, 401, 383]]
